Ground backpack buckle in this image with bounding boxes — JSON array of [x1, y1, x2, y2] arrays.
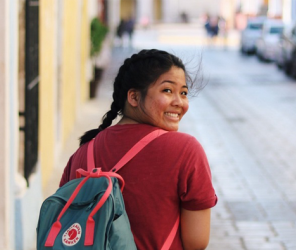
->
[[91, 168, 101, 176]]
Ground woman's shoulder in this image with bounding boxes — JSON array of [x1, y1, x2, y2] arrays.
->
[[166, 130, 195, 139], [162, 130, 201, 146], [153, 130, 205, 158]]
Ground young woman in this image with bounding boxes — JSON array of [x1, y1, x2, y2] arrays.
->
[[60, 49, 217, 250]]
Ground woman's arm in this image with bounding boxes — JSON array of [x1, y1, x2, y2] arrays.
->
[[180, 208, 211, 250]]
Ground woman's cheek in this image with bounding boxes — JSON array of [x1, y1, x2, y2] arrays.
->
[[184, 101, 189, 114]]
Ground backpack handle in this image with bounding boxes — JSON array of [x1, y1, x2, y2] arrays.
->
[[76, 168, 125, 191]]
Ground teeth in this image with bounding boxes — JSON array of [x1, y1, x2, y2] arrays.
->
[[165, 112, 178, 118]]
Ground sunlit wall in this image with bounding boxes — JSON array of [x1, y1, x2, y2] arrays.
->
[[282, 0, 296, 23], [39, 0, 92, 187], [240, 0, 264, 16]]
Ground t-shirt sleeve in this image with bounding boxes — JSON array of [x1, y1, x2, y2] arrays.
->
[[59, 155, 73, 187], [178, 136, 217, 210], [59, 143, 89, 187]]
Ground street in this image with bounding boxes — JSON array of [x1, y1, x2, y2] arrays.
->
[[131, 24, 296, 250], [185, 50, 296, 250]]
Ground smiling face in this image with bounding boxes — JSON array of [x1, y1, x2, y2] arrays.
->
[[123, 66, 189, 131]]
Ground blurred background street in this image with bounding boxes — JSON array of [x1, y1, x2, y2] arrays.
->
[[1, 0, 296, 249]]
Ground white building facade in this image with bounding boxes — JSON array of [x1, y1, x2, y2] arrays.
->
[[0, 0, 19, 249], [282, 0, 296, 23]]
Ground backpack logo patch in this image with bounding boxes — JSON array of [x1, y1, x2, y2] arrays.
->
[[62, 223, 82, 246]]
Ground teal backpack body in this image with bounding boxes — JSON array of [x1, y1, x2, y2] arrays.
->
[[36, 170, 137, 250]]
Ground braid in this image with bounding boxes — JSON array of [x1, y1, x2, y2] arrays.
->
[[79, 101, 120, 146], [98, 101, 120, 131], [96, 55, 133, 132]]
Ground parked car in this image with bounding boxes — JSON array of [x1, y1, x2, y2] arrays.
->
[[274, 23, 294, 69], [240, 17, 266, 54], [255, 19, 284, 61], [275, 22, 296, 77]]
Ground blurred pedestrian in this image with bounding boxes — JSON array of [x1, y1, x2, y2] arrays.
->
[[125, 16, 135, 47], [205, 16, 219, 47], [181, 12, 189, 23], [209, 16, 219, 37], [115, 18, 126, 47], [140, 15, 150, 29], [204, 13, 211, 36], [235, 11, 247, 30], [218, 16, 228, 49], [60, 49, 218, 250]]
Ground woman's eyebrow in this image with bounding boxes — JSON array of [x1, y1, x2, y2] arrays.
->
[[161, 80, 188, 88]]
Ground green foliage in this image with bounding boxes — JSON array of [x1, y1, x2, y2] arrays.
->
[[90, 17, 108, 57]]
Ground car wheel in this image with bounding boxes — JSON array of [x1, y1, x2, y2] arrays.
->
[[276, 62, 283, 69], [291, 56, 296, 79], [247, 50, 253, 55], [284, 61, 292, 75], [240, 46, 246, 54], [257, 51, 263, 61]]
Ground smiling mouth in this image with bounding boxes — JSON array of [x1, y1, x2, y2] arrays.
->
[[165, 112, 179, 118]]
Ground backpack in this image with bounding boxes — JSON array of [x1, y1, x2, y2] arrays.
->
[[36, 129, 179, 249]]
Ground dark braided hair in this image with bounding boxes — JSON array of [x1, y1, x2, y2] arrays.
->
[[79, 49, 194, 145]]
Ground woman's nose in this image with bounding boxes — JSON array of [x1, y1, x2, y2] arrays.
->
[[172, 94, 183, 106]]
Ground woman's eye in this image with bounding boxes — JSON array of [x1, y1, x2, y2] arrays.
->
[[163, 89, 172, 93], [181, 91, 188, 96]]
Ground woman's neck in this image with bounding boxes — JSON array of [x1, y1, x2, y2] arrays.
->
[[117, 115, 140, 125]]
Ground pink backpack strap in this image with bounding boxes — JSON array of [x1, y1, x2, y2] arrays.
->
[[87, 139, 95, 172], [110, 129, 168, 172], [161, 216, 180, 250], [87, 129, 168, 172]]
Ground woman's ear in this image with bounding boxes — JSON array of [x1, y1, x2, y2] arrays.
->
[[127, 89, 140, 107]]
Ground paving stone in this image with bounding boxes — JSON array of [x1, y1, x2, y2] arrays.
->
[[245, 242, 285, 250], [207, 236, 245, 250]]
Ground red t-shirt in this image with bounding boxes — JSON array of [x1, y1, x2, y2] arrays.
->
[[60, 124, 217, 249]]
